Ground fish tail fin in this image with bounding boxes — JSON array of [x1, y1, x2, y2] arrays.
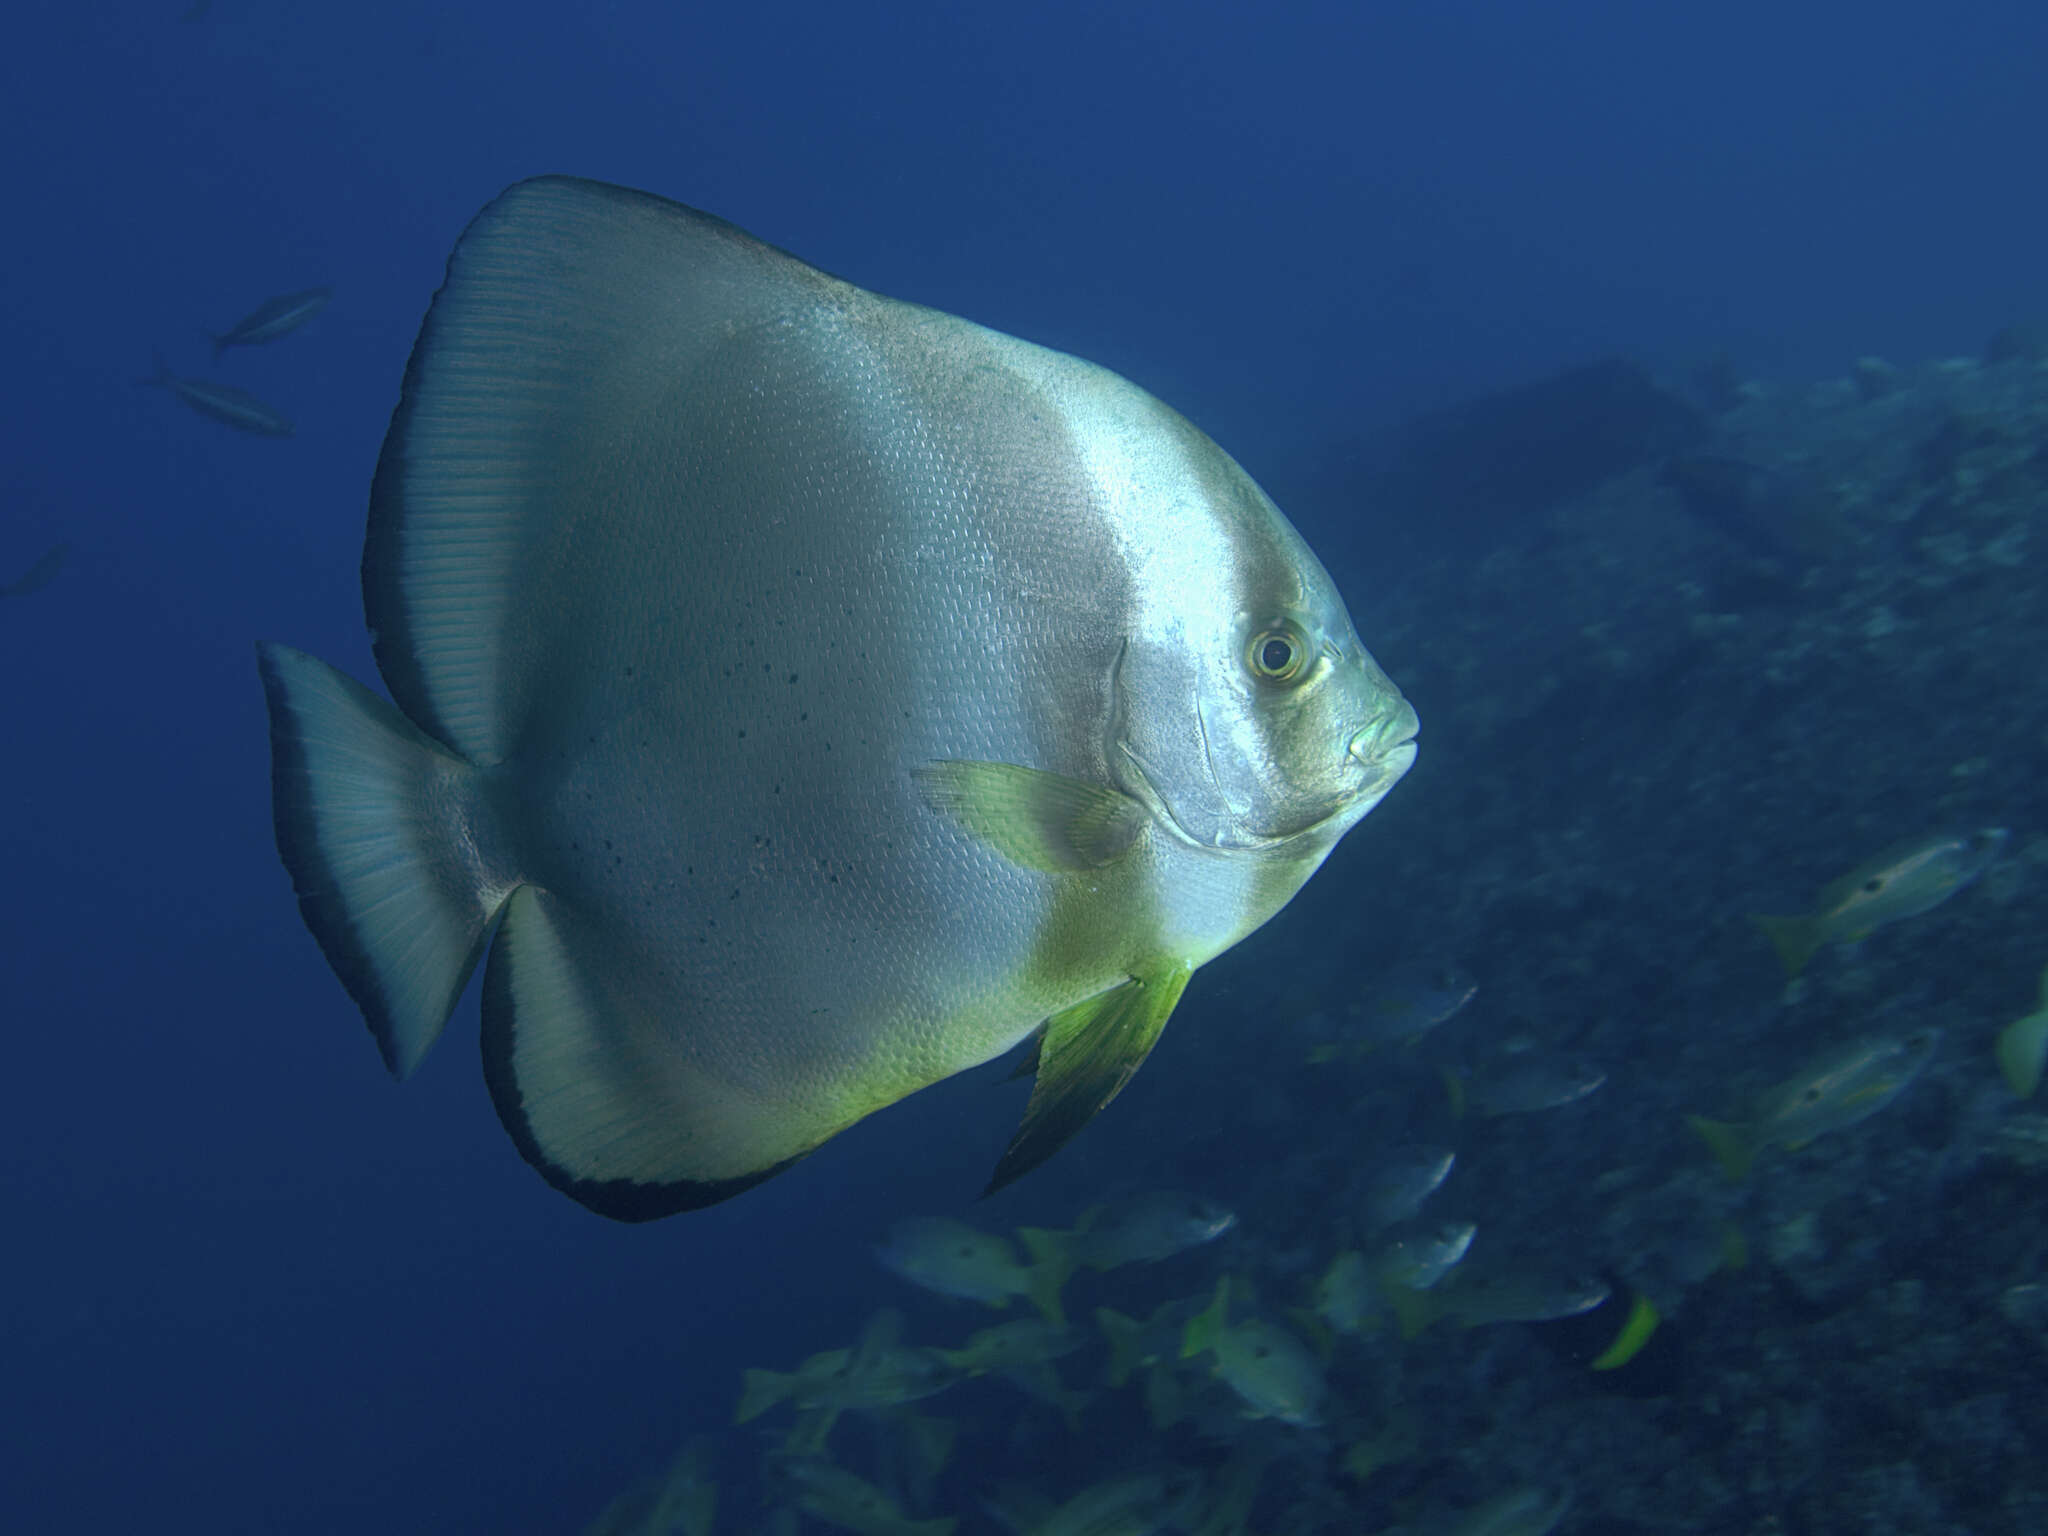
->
[[1179, 1276, 1230, 1361], [1379, 1281, 1442, 1341], [1439, 1065, 1468, 1119], [1995, 1011, 2048, 1098], [1016, 1227, 1074, 1327], [257, 642, 514, 1078], [1286, 1304, 1336, 1362], [734, 1367, 792, 1425], [780, 1405, 838, 1457], [1094, 1307, 1143, 1388], [1749, 912, 1820, 978], [206, 329, 230, 361], [1685, 1114, 1757, 1181]]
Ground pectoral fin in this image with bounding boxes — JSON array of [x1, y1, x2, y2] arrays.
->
[[985, 962, 1192, 1195], [914, 760, 1147, 872]]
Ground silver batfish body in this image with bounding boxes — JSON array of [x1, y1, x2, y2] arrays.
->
[[258, 177, 1417, 1219]]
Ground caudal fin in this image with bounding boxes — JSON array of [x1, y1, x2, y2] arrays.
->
[[1015, 1227, 1075, 1329], [1750, 913, 1821, 978], [1996, 1010, 2048, 1098], [734, 1368, 793, 1425], [257, 642, 514, 1077], [1685, 1114, 1758, 1182]]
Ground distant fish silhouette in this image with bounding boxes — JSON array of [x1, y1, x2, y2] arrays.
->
[[208, 286, 332, 359], [1, 542, 69, 598], [141, 358, 294, 437]]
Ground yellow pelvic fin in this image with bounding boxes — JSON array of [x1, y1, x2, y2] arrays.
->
[[1590, 1292, 1660, 1371], [1685, 1113, 1757, 1182], [1995, 1007, 2048, 1098], [1749, 912, 1821, 978], [984, 963, 1192, 1196], [912, 760, 1146, 872]]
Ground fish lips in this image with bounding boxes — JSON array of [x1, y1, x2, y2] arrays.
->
[[1348, 697, 1421, 782]]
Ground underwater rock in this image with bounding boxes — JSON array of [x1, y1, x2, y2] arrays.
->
[[1377, 356, 1706, 558]]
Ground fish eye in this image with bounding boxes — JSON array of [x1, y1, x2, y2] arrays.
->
[[1861, 877, 1885, 894], [1247, 625, 1309, 685]]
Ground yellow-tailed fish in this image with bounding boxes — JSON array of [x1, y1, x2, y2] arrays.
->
[[256, 176, 1418, 1219], [994, 1471, 1184, 1536], [1392, 1269, 1613, 1343], [1686, 1027, 1940, 1180], [580, 1436, 717, 1536], [1178, 1277, 1325, 1428], [875, 1217, 1067, 1326], [736, 1310, 958, 1434], [774, 1457, 956, 1536], [1994, 963, 2048, 1098], [1017, 1190, 1235, 1296], [1750, 828, 2007, 977], [934, 1316, 1077, 1377]]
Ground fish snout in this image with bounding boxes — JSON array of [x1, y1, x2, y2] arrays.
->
[[1347, 698, 1420, 774]]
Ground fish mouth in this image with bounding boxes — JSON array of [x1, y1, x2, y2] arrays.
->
[[1347, 698, 1421, 776]]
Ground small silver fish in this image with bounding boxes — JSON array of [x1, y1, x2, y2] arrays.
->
[[1375, 1219, 1477, 1291], [1362, 1144, 1456, 1229], [1433, 1267, 1611, 1327], [141, 359, 293, 437], [1347, 961, 1478, 1048], [1463, 1051, 1606, 1117], [208, 286, 332, 359], [1019, 1189, 1236, 1276]]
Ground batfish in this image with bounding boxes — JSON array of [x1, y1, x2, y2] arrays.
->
[[257, 176, 1418, 1220]]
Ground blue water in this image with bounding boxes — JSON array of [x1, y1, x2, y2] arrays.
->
[[5, 3, 2047, 1532]]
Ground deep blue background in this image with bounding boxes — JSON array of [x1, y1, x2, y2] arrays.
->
[[2, 3, 2043, 1530]]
